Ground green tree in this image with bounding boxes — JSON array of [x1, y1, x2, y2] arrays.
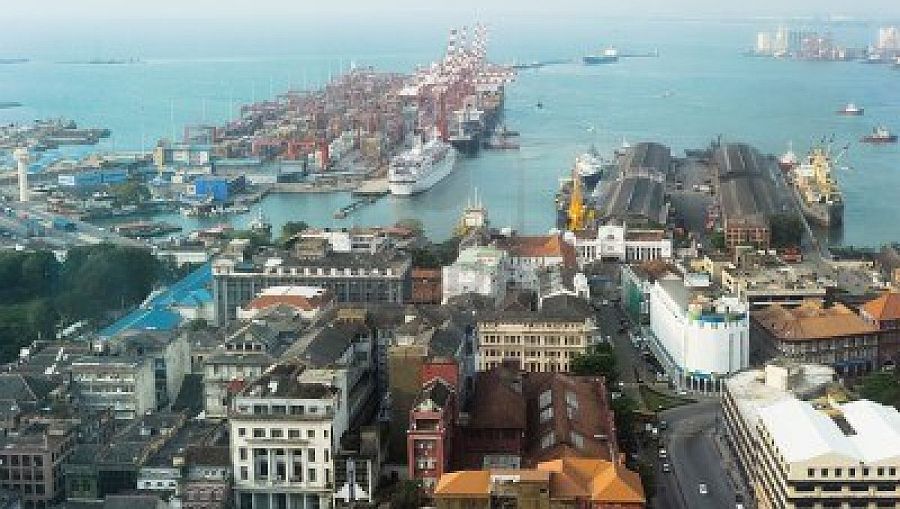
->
[[108, 180, 150, 207], [709, 231, 726, 250], [859, 371, 900, 409], [770, 212, 803, 248], [389, 480, 423, 509], [281, 221, 309, 240], [571, 343, 619, 381]]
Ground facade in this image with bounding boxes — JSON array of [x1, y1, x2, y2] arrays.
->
[[477, 295, 597, 373], [572, 223, 673, 265], [181, 446, 233, 509], [212, 240, 411, 324], [0, 423, 75, 509], [720, 262, 828, 309], [441, 245, 509, 304], [332, 427, 382, 508], [722, 362, 837, 508], [230, 363, 348, 509], [433, 458, 645, 509], [860, 290, 900, 369], [496, 234, 576, 291], [237, 286, 332, 322], [69, 357, 157, 420], [755, 399, 900, 509], [647, 273, 749, 393], [620, 261, 677, 325], [204, 352, 274, 419], [752, 300, 880, 377], [407, 378, 457, 491], [114, 331, 192, 410], [409, 268, 442, 304]]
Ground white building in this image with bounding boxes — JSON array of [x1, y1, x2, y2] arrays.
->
[[70, 357, 157, 420], [230, 363, 349, 509], [569, 223, 672, 266], [647, 272, 749, 392], [755, 398, 900, 508], [496, 234, 576, 291], [877, 26, 900, 50], [442, 245, 509, 304], [237, 286, 332, 322]]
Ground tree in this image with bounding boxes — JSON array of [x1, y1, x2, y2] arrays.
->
[[859, 371, 900, 409], [389, 480, 423, 509], [108, 180, 150, 207], [571, 343, 619, 382], [770, 212, 803, 248], [281, 221, 309, 240], [709, 231, 726, 250]]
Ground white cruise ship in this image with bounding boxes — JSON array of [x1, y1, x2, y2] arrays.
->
[[389, 136, 457, 196]]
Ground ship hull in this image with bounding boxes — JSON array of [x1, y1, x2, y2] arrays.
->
[[583, 56, 619, 64], [449, 137, 481, 156], [861, 135, 898, 143], [389, 149, 457, 196], [800, 199, 843, 227]]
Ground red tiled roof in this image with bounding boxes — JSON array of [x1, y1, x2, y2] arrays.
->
[[861, 291, 900, 322], [497, 235, 577, 268]]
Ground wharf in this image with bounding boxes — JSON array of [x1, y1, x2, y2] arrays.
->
[[352, 178, 390, 196], [266, 181, 358, 194]]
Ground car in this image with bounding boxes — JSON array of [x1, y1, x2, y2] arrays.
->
[[698, 483, 708, 495], [677, 389, 688, 396], [661, 462, 671, 473], [658, 448, 668, 459], [658, 420, 668, 430]]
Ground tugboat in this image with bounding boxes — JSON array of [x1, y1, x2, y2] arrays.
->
[[778, 142, 799, 172], [861, 126, 898, 144], [836, 103, 864, 116]]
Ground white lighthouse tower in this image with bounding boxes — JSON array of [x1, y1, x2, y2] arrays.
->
[[13, 147, 29, 202]]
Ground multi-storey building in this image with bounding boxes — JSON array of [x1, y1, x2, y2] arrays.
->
[[181, 446, 232, 509], [230, 363, 348, 509], [495, 234, 576, 291], [0, 422, 76, 509], [620, 261, 677, 325], [860, 290, 900, 369], [69, 357, 157, 420], [112, 331, 191, 410], [332, 427, 382, 509], [571, 223, 672, 265], [407, 378, 457, 491], [477, 294, 597, 373], [647, 272, 749, 393], [441, 245, 509, 304], [752, 300, 880, 377], [212, 239, 411, 324]]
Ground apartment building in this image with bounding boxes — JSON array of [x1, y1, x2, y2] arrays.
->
[[69, 357, 156, 420], [860, 290, 900, 369], [441, 245, 509, 304], [407, 378, 458, 491], [0, 423, 76, 509]]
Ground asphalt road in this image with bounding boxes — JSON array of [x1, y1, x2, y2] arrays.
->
[[656, 400, 737, 509]]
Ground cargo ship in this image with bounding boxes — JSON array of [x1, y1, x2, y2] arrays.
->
[[778, 142, 799, 172], [583, 47, 619, 64], [792, 146, 844, 227], [860, 126, 897, 144], [388, 136, 457, 196], [574, 147, 604, 189], [836, 103, 864, 116]]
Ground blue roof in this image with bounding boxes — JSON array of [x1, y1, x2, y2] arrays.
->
[[100, 263, 212, 339]]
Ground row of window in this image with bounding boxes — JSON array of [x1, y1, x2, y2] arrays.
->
[[481, 349, 578, 359], [806, 466, 898, 479], [238, 447, 328, 464], [235, 403, 333, 417], [237, 427, 328, 440], [0, 455, 45, 467]]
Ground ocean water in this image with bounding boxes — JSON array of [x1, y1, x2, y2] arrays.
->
[[1, 17, 898, 245]]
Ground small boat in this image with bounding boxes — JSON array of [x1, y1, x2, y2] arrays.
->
[[860, 126, 898, 144], [836, 103, 864, 116], [536, 102, 544, 109], [778, 142, 799, 171]]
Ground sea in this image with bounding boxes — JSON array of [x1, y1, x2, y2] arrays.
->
[[1, 16, 898, 246]]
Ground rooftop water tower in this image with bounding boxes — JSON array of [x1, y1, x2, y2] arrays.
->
[[13, 147, 29, 202]]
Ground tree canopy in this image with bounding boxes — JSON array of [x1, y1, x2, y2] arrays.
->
[[571, 342, 619, 382]]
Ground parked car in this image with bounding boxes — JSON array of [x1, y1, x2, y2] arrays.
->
[[662, 463, 672, 473], [698, 483, 708, 495]]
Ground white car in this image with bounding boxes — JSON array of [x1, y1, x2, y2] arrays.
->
[[698, 483, 708, 495]]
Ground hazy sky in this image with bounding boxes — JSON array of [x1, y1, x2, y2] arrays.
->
[[9, 0, 900, 20]]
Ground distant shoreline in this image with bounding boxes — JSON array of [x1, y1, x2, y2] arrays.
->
[[0, 58, 28, 65], [58, 58, 143, 65], [0, 101, 22, 110]]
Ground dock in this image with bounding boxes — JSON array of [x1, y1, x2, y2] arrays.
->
[[352, 178, 390, 196]]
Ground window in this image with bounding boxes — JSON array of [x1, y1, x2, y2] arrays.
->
[[308, 449, 316, 462], [540, 407, 553, 423], [849, 468, 855, 476], [238, 428, 246, 437], [253, 428, 265, 438], [877, 467, 885, 476], [271, 429, 283, 438], [835, 468, 842, 477], [239, 448, 247, 461], [821, 468, 828, 477], [240, 467, 248, 480], [863, 468, 870, 476], [324, 449, 329, 462], [308, 468, 316, 482], [288, 429, 301, 439], [307, 430, 315, 439], [890, 468, 897, 476], [807, 468, 815, 477]]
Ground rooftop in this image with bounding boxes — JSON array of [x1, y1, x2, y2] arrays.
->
[[753, 300, 878, 341], [861, 290, 900, 322], [598, 176, 666, 225], [620, 142, 671, 176], [715, 143, 776, 226], [240, 363, 338, 400], [243, 285, 331, 312], [495, 234, 577, 268]]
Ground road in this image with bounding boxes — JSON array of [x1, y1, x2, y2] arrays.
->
[[655, 399, 737, 509], [0, 198, 148, 248]]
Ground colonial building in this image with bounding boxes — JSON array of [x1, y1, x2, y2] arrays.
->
[[495, 234, 576, 291], [752, 300, 880, 377], [212, 239, 411, 324], [477, 294, 597, 373], [229, 363, 347, 509], [860, 290, 900, 369], [0, 422, 76, 508], [441, 245, 509, 304], [571, 223, 672, 266], [433, 458, 645, 509]]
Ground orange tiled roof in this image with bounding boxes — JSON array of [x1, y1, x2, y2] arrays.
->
[[246, 293, 330, 312], [497, 235, 577, 268], [433, 471, 491, 498], [538, 457, 646, 504], [752, 300, 878, 341], [861, 291, 900, 322]]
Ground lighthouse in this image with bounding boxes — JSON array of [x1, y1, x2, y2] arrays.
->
[[14, 147, 29, 202]]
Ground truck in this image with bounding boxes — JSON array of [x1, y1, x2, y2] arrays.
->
[[52, 218, 77, 232]]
